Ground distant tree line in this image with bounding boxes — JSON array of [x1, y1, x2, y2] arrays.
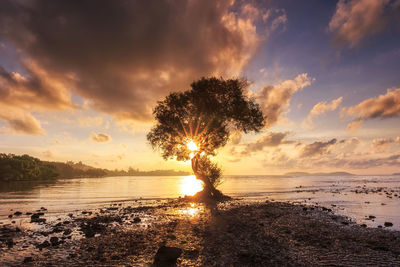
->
[[0, 153, 189, 181], [0, 153, 58, 181]]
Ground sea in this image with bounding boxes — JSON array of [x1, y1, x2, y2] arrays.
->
[[1, 175, 399, 230]]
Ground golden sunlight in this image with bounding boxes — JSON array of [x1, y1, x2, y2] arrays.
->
[[186, 140, 199, 151], [180, 175, 203, 196]]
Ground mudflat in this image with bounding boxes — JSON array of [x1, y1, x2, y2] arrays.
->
[[1, 200, 400, 266]]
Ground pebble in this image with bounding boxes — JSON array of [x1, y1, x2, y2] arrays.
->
[[384, 222, 393, 227]]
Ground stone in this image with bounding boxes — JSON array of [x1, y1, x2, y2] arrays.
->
[[14, 211, 22, 216], [37, 240, 51, 250], [153, 246, 182, 266], [133, 217, 141, 223], [63, 229, 72, 236], [384, 222, 393, 227], [23, 257, 33, 263], [50, 236, 59, 246]]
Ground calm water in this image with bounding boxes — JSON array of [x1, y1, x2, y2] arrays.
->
[[1, 175, 400, 230]]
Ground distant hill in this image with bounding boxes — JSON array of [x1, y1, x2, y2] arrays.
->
[[285, 171, 354, 177], [0, 153, 190, 181], [393, 173, 400, 176]]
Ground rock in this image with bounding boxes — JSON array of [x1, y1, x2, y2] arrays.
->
[[8, 214, 12, 218], [360, 224, 367, 228], [23, 257, 33, 263], [384, 222, 393, 227], [368, 215, 376, 219], [63, 221, 70, 225], [37, 240, 51, 250], [6, 239, 13, 248], [14, 211, 22, 216], [63, 229, 72, 236], [50, 236, 59, 246], [133, 217, 141, 223], [26, 212, 32, 215], [153, 246, 182, 266], [53, 227, 63, 233], [31, 217, 46, 223]]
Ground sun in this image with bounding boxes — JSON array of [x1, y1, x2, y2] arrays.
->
[[186, 140, 199, 151]]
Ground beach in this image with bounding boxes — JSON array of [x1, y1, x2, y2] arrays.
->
[[1, 199, 400, 266]]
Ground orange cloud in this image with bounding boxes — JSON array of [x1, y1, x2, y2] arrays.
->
[[302, 97, 343, 129], [241, 132, 293, 156], [343, 88, 400, 120], [0, 106, 46, 135], [299, 139, 337, 158], [90, 133, 112, 143], [257, 73, 314, 128], [329, 0, 392, 48], [346, 120, 364, 132]]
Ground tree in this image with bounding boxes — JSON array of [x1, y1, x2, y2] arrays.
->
[[147, 77, 265, 199]]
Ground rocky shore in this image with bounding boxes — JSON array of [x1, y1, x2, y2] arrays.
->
[[1, 199, 400, 266]]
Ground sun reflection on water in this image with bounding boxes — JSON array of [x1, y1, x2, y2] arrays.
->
[[180, 203, 200, 216], [180, 175, 203, 196]]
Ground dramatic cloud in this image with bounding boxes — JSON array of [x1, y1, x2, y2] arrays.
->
[[241, 132, 292, 155], [343, 88, 400, 121], [90, 133, 111, 143], [257, 73, 314, 128], [0, 106, 45, 135], [329, 0, 392, 48], [299, 138, 337, 158], [302, 97, 343, 129], [0, 0, 269, 125]]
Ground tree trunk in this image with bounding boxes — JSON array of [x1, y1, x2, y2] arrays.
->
[[191, 155, 217, 198]]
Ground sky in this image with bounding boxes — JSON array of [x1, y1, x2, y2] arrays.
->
[[1, 0, 400, 175]]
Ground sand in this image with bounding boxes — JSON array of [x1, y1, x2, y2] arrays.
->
[[1, 199, 400, 266]]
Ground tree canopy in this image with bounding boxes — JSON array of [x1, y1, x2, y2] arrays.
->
[[147, 77, 265, 199]]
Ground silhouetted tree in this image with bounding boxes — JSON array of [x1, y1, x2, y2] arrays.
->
[[147, 77, 265, 199]]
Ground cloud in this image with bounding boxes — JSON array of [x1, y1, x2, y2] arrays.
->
[[343, 88, 400, 121], [241, 132, 292, 155], [371, 137, 400, 152], [0, 0, 265, 124], [318, 154, 400, 169], [90, 133, 111, 143], [0, 105, 46, 135], [257, 73, 314, 128], [346, 120, 364, 132], [299, 138, 337, 158], [328, 0, 392, 48], [78, 116, 103, 127], [302, 97, 343, 129], [229, 131, 242, 145]]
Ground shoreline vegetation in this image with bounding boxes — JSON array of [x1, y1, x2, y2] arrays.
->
[[0, 153, 190, 182], [1, 199, 400, 266]]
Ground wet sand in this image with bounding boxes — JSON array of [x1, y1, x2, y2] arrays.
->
[[1, 199, 400, 266]]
